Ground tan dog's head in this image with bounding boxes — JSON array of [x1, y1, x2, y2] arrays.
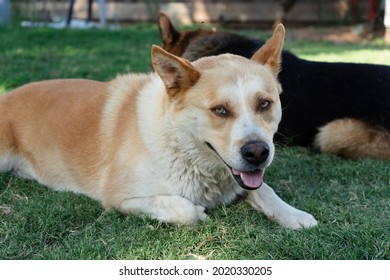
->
[[158, 12, 215, 57], [151, 24, 285, 190]]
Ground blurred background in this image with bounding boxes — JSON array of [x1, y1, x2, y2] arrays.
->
[[1, 0, 389, 43]]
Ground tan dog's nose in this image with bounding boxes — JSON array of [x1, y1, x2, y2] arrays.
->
[[241, 141, 270, 165]]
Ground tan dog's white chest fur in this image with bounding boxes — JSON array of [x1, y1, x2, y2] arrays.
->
[[0, 25, 317, 229]]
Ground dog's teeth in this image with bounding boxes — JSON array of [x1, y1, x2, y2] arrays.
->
[[240, 172, 244, 181], [232, 168, 241, 176]]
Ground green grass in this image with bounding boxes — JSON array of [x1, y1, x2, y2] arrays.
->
[[0, 24, 389, 260]]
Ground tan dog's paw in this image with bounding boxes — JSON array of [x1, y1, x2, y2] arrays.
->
[[195, 205, 209, 222], [119, 196, 208, 226], [246, 184, 317, 230], [271, 208, 317, 229], [154, 196, 208, 225]]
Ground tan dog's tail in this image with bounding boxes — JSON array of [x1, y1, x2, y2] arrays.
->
[[314, 118, 390, 160]]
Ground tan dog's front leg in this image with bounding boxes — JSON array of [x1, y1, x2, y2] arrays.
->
[[246, 183, 317, 229], [118, 195, 208, 225]]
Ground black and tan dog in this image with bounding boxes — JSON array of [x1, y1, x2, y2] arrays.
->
[[158, 13, 390, 160]]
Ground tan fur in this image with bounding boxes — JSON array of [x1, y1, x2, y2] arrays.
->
[[0, 79, 108, 196], [251, 24, 285, 77], [0, 26, 317, 229], [315, 118, 390, 160]]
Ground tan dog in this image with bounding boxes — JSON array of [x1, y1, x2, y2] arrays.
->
[[0, 25, 316, 229]]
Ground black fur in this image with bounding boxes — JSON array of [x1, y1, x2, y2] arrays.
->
[[183, 32, 390, 146]]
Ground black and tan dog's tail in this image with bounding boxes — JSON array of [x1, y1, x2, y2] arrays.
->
[[314, 118, 390, 160]]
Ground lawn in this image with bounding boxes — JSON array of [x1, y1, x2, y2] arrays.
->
[[0, 23, 389, 260]]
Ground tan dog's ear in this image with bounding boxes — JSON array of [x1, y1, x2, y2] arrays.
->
[[158, 13, 180, 46], [251, 24, 285, 77], [152, 45, 200, 96]]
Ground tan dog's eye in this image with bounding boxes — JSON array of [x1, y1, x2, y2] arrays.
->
[[212, 106, 228, 117], [259, 100, 272, 111]]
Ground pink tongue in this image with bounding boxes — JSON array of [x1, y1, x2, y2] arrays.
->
[[233, 168, 264, 189]]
